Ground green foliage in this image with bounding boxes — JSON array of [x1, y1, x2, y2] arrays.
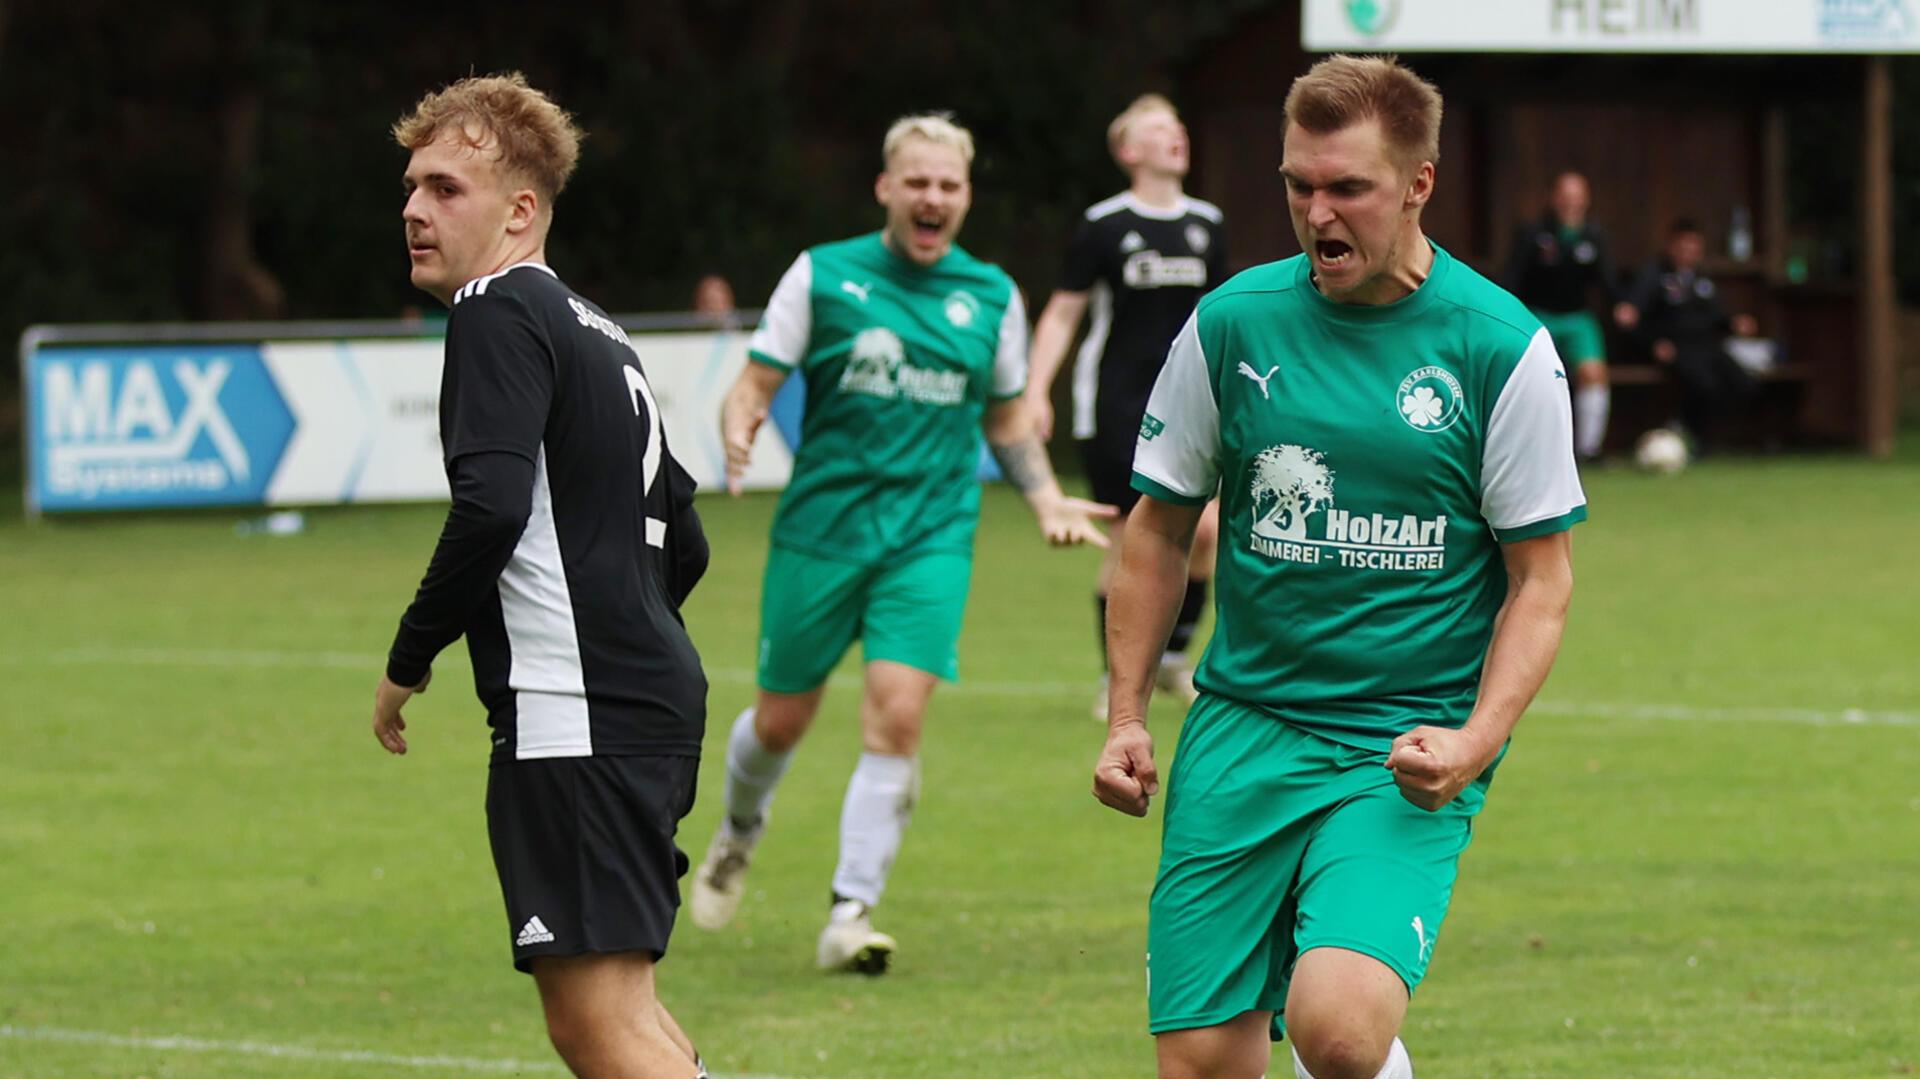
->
[[1, 456, 1917, 1076], [1, 6, 1916, 416], [0, 2, 1268, 363]]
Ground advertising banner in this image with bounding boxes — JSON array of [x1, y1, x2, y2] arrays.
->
[[23, 328, 797, 515], [29, 344, 299, 512], [1304, 0, 1920, 53]]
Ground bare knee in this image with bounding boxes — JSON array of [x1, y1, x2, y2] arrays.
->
[[1155, 1012, 1270, 1079], [862, 689, 924, 755], [754, 690, 821, 753], [1290, 1022, 1393, 1079], [1285, 949, 1406, 1079], [860, 664, 934, 756], [541, 994, 637, 1075], [540, 1005, 597, 1071], [1577, 361, 1609, 387]]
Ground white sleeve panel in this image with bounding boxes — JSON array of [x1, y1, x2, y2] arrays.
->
[[1481, 328, 1587, 532], [746, 252, 813, 367], [991, 286, 1029, 398], [1131, 313, 1220, 500]]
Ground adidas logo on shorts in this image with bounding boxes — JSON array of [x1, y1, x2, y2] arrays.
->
[[515, 916, 555, 947]]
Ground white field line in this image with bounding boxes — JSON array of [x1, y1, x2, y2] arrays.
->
[[0, 1023, 561, 1073], [15, 646, 1920, 728], [0, 1023, 801, 1078]]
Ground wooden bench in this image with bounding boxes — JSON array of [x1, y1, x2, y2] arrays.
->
[[1602, 360, 1814, 452], [1606, 359, 1813, 385]]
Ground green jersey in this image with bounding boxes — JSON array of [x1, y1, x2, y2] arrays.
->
[[748, 233, 1027, 561], [1132, 243, 1586, 749]]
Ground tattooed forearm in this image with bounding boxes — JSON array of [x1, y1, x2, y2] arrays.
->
[[990, 436, 1053, 494]]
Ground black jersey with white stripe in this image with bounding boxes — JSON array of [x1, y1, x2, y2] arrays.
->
[[1060, 192, 1227, 447], [388, 262, 707, 762]]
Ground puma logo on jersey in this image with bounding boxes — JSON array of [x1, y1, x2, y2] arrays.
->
[[841, 280, 873, 303], [1237, 362, 1280, 399]]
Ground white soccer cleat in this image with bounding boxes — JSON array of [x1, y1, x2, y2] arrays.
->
[[1156, 658, 1199, 704], [688, 820, 761, 931], [815, 899, 896, 975]]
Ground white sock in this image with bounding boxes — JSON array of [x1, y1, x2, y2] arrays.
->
[[723, 707, 791, 835], [1291, 1037, 1413, 1079], [1575, 383, 1610, 458], [830, 752, 919, 907]]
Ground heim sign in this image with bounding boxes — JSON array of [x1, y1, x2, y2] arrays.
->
[[1304, 0, 1920, 52]]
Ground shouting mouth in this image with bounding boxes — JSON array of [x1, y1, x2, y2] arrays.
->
[[911, 215, 945, 246], [1314, 239, 1354, 270]]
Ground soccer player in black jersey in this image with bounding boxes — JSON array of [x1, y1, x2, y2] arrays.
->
[[1025, 95, 1228, 718], [375, 74, 709, 1079]]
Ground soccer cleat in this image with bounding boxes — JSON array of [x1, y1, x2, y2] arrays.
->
[[1156, 657, 1200, 704], [816, 899, 896, 974], [1091, 673, 1110, 722], [688, 819, 762, 930]]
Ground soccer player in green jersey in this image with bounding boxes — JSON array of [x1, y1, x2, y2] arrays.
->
[[1502, 171, 1633, 462], [694, 113, 1113, 974], [1093, 57, 1585, 1079]]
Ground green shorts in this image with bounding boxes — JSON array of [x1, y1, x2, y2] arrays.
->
[[1146, 695, 1488, 1038], [1534, 308, 1606, 366], [756, 545, 974, 693]]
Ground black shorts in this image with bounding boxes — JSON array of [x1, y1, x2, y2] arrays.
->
[[485, 754, 699, 974], [1078, 437, 1142, 514]]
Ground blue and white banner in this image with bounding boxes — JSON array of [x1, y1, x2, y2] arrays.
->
[[1304, 0, 1920, 53], [24, 331, 799, 514], [29, 345, 297, 512]]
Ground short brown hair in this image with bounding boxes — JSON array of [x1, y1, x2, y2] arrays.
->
[[1107, 93, 1178, 160], [392, 72, 584, 203], [1283, 55, 1441, 170]]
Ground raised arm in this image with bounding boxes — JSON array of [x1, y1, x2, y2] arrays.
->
[[1022, 289, 1089, 440]]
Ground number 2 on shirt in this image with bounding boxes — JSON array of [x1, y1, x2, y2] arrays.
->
[[623, 364, 668, 547]]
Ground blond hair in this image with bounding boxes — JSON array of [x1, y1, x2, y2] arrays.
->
[[1283, 55, 1442, 170], [882, 113, 975, 168], [392, 72, 584, 202], [1107, 93, 1178, 161]]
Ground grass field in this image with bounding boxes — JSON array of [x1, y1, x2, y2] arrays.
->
[[2, 449, 1917, 1078]]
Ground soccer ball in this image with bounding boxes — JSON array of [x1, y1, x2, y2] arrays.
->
[[1634, 428, 1690, 474]]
